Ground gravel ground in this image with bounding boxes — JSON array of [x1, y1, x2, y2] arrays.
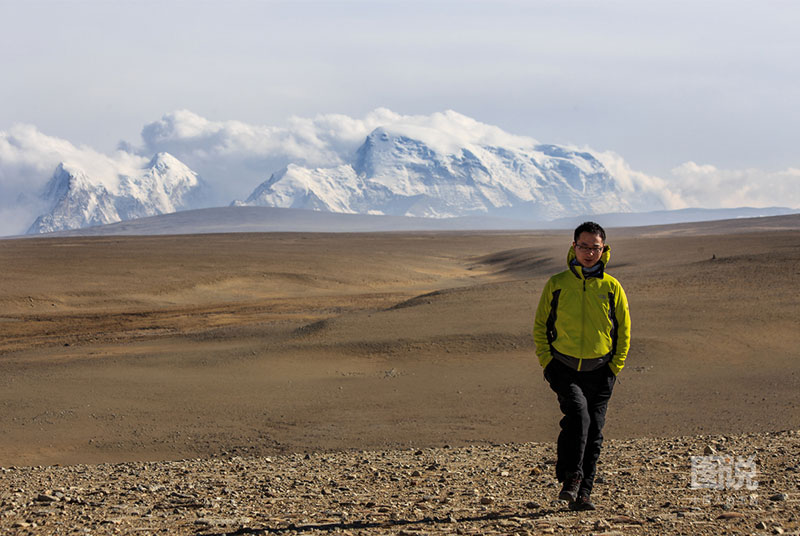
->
[[1, 430, 798, 535]]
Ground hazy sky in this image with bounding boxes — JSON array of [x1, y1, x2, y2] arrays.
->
[[2, 0, 798, 180]]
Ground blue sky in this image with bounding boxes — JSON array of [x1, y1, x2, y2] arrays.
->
[[0, 0, 798, 231]]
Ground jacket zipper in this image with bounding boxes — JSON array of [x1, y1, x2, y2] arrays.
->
[[578, 278, 586, 371]]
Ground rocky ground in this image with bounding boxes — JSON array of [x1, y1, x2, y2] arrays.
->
[[1, 430, 797, 536]]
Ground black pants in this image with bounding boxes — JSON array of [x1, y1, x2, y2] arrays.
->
[[544, 358, 616, 495]]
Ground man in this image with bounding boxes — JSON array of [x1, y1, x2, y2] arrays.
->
[[533, 221, 631, 511]]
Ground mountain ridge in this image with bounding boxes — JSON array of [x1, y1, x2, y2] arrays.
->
[[237, 127, 642, 221]]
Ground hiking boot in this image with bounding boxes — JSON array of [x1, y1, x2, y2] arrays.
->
[[558, 474, 581, 502], [569, 491, 596, 511]]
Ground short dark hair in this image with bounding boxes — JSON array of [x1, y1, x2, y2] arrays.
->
[[574, 221, 606, 243]]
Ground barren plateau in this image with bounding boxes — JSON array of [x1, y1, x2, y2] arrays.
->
[[0, 215, 798, 534]]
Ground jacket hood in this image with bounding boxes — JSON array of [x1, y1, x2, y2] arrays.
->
[[567, 244, 611, 279]]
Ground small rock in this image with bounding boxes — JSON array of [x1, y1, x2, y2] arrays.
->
[[773, 528, 784, 535], [479, 496, 494, 505], [756, 521, 768, 529], [608, 515, 642, 525], [704, 444, 717, 455], [768, 493, 787, 501], [524, 501, 540, 509], [717, 511, 745, 519], [594, 519, 612, 529], [410, 470, 422, 477], [35, 494, 59, 503]]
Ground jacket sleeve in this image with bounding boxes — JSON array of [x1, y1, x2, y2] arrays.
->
[[609, 282, 631, 375], [533, 278, 555, 369]]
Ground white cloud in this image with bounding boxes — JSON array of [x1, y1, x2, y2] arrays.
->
[[140, 109, 353, 166], [668, 162, 800, 209], [1, 124, 146, 191], [593, 150, 686, 211], [361, 109, 540, 155]]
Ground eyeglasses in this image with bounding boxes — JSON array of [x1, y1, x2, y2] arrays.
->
[[575, 243, 604, 254]]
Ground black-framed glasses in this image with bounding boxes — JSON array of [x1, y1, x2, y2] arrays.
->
[[575, 244, 603, 254]]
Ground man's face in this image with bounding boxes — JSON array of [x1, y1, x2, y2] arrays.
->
[[573, 231, 604, 268]]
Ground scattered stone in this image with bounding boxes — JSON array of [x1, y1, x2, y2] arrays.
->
[[594, 519, 612, 530], [0, 431, 798, 535], [608, 515, 642, 525], [717, 511, 745, 519]]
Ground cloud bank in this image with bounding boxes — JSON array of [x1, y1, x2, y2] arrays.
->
[[1, 108, 797, 236], [667, 162, 800, 210]]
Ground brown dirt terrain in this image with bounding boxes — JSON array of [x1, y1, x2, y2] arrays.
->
[[0, 216, 798, 469]]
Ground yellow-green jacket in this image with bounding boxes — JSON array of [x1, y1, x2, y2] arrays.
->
[[533, 244, 630, 375]]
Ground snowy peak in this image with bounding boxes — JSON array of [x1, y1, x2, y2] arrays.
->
[[118, 152, 200, 216], [354, 128, 447, 190], [243, 164, 362, 214], [28, 165, 118, 234], [146, 153, 197, 186], [40, 163, 95, 207], [240, 127, 635, 221], [27, 152, 203, 234], [533, 145, 612, 190]]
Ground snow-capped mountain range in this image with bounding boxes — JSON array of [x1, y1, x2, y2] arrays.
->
[[6, 109, 800, 236], [22, 118, 654, 234], [237, 127, 633, 220], [28, 153, 201, 234]]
